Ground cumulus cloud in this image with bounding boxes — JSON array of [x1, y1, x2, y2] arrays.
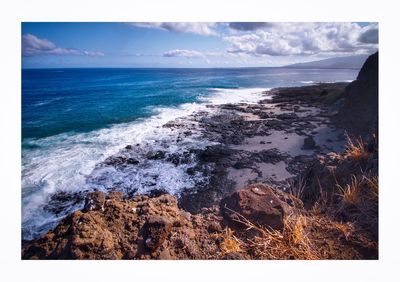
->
[[224, 22, 378, 57], [128, 22, 217, 36], [359, 25, 378, 44], [163, 49, 204, 58], [22, 34, 105, 57]]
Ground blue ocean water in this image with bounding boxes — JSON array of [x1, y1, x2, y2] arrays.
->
[[22, 67, 358, 239], [22, 68, 357, 140]]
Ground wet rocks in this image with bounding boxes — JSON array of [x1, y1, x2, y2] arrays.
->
[[198, 145, 234, 163], [220, 184, 287, 230], [302, 136, 316, 150], [103, 156, 139, 166], [146, 150, 166, 160], [166, 151, 193, 166], [126, 158, 140, 164], [43, 191, 85, 215], [142, 216, 172, 251]]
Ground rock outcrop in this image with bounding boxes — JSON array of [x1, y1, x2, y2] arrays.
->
[[22, 192, 223, 259], [338, 52, 378, 137]]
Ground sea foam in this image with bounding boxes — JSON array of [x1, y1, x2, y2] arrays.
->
[[21, 87, 270, 239]]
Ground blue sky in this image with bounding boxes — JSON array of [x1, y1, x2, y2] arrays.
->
[[22, 22, 378, 68]]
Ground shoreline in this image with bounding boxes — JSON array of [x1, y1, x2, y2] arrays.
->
[[28, 82, 349, 233], [21, 53, 378, 259]]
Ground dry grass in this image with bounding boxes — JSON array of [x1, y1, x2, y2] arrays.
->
[[364, 174, 378, 200], [219, 228, 242, 254], [333, 173, 378, 240], [344, 135, 369, 161], [211, 227, 243, 256], [224, 206, 321, 259], [230, 208, 377, 259], [337, 175, 361, 205], [336, 174, 378, 208], [287, 176, 306, 199]]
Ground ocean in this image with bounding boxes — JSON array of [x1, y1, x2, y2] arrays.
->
[[22, 67, 358, 239]]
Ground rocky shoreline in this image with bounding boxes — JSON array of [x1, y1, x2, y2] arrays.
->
[[22, 52, 378, 260]]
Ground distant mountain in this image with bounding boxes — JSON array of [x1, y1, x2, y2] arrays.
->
[[284, 54, 371, 69]]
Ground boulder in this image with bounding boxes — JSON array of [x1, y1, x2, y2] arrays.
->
[[142, 216, 172, 251], [220, 184, 287, 230]]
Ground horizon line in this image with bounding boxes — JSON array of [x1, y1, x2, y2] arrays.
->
[[21, 66, 361, 70]]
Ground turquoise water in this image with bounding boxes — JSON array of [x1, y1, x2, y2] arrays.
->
[[22, 67, 358, 239]]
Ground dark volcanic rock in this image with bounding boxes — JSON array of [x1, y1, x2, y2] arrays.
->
[[302, 136, 316, 150], [146, 150, 166, 160], [83, 191, 106, 212], [103, 156, 139, 166], [220, 184, 287, 230], [253, 149, 288, 163], [198, 145, 234, 163], [43, 191, 85, 215], [126, 158, 140, 164], [142, 216, 172, 251], [166, 151, 193, 166]]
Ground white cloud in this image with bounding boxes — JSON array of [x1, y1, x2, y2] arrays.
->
[[359, 23, 378, 44], [224, 22, 378, 57], [22, 34, 105, 57], [128, 22, 217, 36], [163, 49, 204, 58]]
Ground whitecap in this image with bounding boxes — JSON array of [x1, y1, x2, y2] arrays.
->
[[22, 87, 270, 239]]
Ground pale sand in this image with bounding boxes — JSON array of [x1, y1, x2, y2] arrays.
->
[[228, 161, 292, 189], [229, 130, 313, 156]]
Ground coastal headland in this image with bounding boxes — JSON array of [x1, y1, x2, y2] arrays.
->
[[22, 52, 378, 260]]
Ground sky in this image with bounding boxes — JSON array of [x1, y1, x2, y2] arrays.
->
[[21, 22, 378, 68]]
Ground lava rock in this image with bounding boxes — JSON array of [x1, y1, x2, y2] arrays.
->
[[142, 216, 172, 251], [107, 191, 124, 200], [207, 222, 222, 233], [126, 158, 140, 164], [146, 150, 166, 160], [83, 191, 106, 212], [220, 184, 287, 230], [302, 136, 316, 150]]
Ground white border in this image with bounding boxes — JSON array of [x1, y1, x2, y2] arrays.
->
[[1, 0, 399, 281]]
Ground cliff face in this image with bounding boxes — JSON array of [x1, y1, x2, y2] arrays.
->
[[339, 52, 378, 137]]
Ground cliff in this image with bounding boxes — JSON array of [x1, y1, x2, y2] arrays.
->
[[338, 52, 378, 137]]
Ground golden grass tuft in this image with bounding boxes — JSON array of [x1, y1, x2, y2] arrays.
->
[[213, 227, 243, 255], [337, 175, 361, 205], [344, 135, 369, 161]]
